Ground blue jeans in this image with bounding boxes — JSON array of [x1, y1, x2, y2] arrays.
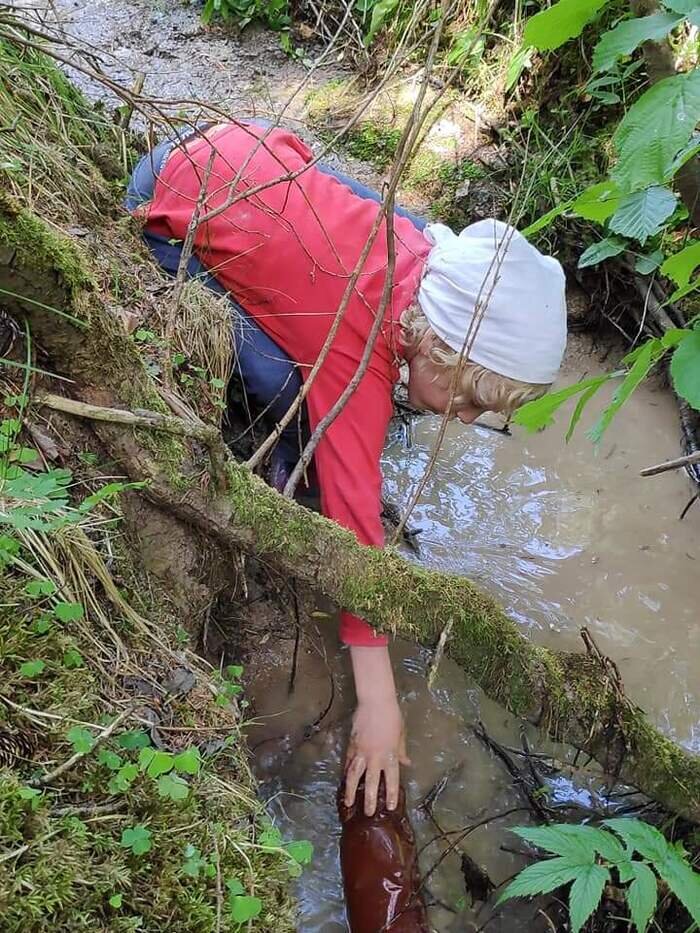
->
[[126, 122, 426, 464]]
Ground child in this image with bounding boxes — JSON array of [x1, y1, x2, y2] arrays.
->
[[128, 120, 567, 818]]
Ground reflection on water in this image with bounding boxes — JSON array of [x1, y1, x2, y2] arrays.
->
[[247, 336, 698, 930]]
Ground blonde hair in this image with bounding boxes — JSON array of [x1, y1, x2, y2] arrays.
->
[[400, 303, 549, 416]]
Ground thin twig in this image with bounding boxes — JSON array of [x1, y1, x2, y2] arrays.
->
[[29, 704, 134, 787], [427, 617, 454, 688], [640, 449, 700, 477], [213, 833, 223, 933]]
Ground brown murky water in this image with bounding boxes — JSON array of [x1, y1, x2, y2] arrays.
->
[[247, 333, 699, 932], [37, 1, 700, 927]]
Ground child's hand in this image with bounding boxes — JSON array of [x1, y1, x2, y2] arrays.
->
[[344, 696, 409, 816]]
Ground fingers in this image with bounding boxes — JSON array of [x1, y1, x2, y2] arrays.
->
[[363, 765, 381, 816], [385, 756, 400, 811], [344, 754, 366, 808]]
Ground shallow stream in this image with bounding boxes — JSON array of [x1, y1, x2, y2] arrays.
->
[[41, 2, 700, 927]]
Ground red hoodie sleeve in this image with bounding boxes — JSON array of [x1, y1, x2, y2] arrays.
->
[[305, 359, 392, 647]]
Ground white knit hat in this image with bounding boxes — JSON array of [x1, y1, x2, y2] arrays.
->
[[417, 219, 567, 384]]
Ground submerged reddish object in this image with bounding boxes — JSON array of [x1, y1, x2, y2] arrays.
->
[[337, 779, 429, 933]]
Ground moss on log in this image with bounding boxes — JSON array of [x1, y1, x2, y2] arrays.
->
[[1, 196, 699, 823]]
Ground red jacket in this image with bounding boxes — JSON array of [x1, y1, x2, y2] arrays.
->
[[144, 123, 430, 645]]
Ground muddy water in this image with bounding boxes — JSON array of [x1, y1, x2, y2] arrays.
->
[[39, 2, 700, 927], [248, 334, 699, 932]]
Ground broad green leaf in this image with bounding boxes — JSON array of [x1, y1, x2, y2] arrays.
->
[[523, 0, 610, 51], [569, 863, 610, 932], [592, 13, 682, 73], [670, 326, 700, 409], [226, 878, 245, 896], [497, 856, 583, 903], [157, 773, 189, 801], [97, 749, 123, 771], [120, 825, 152, 856], [286, 840, 314, 864], [67, 726, 95, 755], [138, 748, 174, 778], [578, 236, 627, 267], [662, 0, 700, 14], [660, 241, 700, 287], [626, 861, 658, 933], [118, 729, 151, 750], [109, 893, 123, 909], [613, 70, 700, 191], [259, 826, 283, 848], [25, 578, 56, 597], [108, 763, 138, 794], [19, 659, 45, 678], [604, 819, 670, 862], [514, 825, 597, 861], [229, 894, 262, 923], [54, 602, 85, 622], [173, 746, 201, 775], [609, 187, 677, 244], [634, 249, 664, 275], [513, 374, 613, 432], [571, 181, 622, 222], [655, 851, 700, 923], [588, 339, 664, 443]]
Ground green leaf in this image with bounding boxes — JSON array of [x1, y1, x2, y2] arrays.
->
[[613, 70, 700, 191], [108, 763, 138, 794], [523, 0, 610, 50], [608, 187, 677, 244], [670, 329, 700, 409], [365, 0, 400, 44], [662, 0, 700, 14], [157, 773, 190, 801], [588, 339, 664, 443], [120, 825, 152, 856], [173, 746, 201, 775], [514, 825, 597, 861], [505, 45, 533, 92], [655, 851, 700, 923], [570, 864, 610, 932], [138, 747, 174, 778], [118, 729, 151, 750], [604, 819, 670, 862], [592, 13, 682, 73], [512, 374, 613, 433], [571, 180, 622, 222], [63, 648, 84, 669], [626, 861, 658, 933], [32, 617, 52, 635], [229, 895, 262, 923], [54, 602, 85, 622], [109, 894, 123, 909], [660, 241, 700, 287], [67, 726, 96, 755], [498, 856, 584, 903], [522, 200, 574, 237], [634, 249, 664, 275], [19, 659, 45, 678], [182, 845, 207, 877], [97, 749, 124, 771], [285, 839, 314, 865], [259, 826, 283, 848], [565, 382, 606, 441], [226, 878, 245, 896], [578, 236, 627, 267], [24, 578, 56, 597]]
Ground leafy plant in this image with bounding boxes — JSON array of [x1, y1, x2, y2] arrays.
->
[[120, 824, 152, 856], [201, 0, 289, 30], [500, 820, 700, 932], [514, 327, 696, 441]]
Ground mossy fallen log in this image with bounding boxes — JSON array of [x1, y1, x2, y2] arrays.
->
[[1, 197, 699, 823]]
